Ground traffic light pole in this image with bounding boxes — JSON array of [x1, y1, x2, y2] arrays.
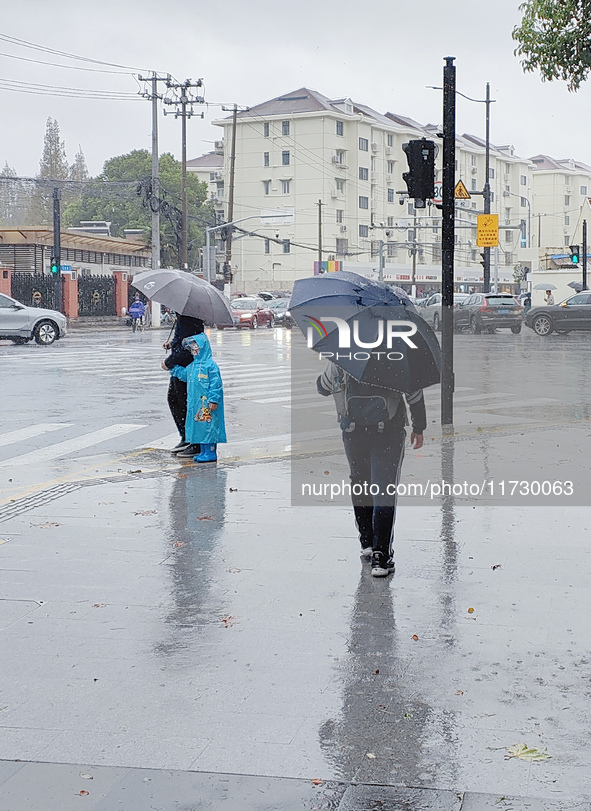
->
[[441, 57, 456, 427], [483, 82, 491, 293], [583, 220, 588, 290]]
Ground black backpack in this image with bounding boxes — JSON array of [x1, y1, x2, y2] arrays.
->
[[344, 375, 402, 429]]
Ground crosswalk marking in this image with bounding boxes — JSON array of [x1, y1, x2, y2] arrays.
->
[[0, 424, 146, 468], [0, 424, 72, 447]]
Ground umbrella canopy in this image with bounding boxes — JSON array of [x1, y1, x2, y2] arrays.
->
[[533, 283, 557, 290], [131, 269, 233, 326], [567, 281, 584, 292], [291, 272, 441, 393]]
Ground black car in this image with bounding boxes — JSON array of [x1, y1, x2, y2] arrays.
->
[[524, 292, 591, 335], [454, 292, 522, 334], [267, 298, 293, 328]]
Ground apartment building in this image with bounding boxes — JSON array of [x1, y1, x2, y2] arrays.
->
[[186, 149, 224, 222], [205, 87, 567, 292], [529, 155, 591, 252]]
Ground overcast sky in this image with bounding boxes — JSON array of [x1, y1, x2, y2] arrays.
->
[[2, 0, 591, 178]]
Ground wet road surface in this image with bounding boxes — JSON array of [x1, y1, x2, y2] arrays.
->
[[1, 327, 591, 809]]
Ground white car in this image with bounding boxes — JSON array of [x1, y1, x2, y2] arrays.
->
[[417, 292, 470, 331], [0, 293, 67, 345]]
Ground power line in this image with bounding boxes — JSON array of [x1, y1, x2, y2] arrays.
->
[[0, 78, 142, 100], [0, 49, 133, 75], [0, 32, 150, 72]]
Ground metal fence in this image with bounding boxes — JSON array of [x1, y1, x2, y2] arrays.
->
[[11, 272, 61, 310], [78, 275, 116, 316]]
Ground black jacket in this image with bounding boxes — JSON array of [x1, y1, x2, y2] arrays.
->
[[164, 315, 205, 369]]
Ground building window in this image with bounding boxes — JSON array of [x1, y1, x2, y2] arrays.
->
[[359, 167, 368, 181], [336, 121, 344, 136], [359, 196, 369, 209], [565, 235, 571, 246], [359, 137, 369, 151], [488, 168, 495, 179], [471, 154, 477, 166], [387, 216, 394, 227], [387, 133, 394, 147], [520, 197, 527, 207], [581, 185, 588, 195], [336, 238, 348, 255], [263, 180, 270, 195], [336, 179, 345, 192], [336, 209, 344, 223], [264, 239, 270, 254], [282, 180, 290, 194], [505, 230, 513, 242], [210, 172, 216, 181], [565, 195, 571, 206], [335, 150, 345, 165], [263, 152, 269, 167], [471, 178, 477, 191], [282, 151, 290, 165], [283, 240, 291, 253], [520, 175, 527, 185], [565, 215, 570, 225], [359, 224, 369, 238], [263, 122, 269, 137], [282, 120, 290, 136], [387, 243, 396, 257], [387, 188, 395, 202], [386, 161, 394, 174], [408, 230, 415, 243]]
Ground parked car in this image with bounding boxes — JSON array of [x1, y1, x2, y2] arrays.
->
[[417, 292, 470, 331], [454, 292, 522, 334], [0, 293, 67, 345], [524, 292, 591, 335], [218, 297, 273, 329], [267, 298, 293, 328]]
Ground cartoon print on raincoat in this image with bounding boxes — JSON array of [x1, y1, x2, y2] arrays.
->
[[169, 332, 227, 445]]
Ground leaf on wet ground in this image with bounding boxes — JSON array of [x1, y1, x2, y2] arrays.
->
[[311, 778, 324, 785], [411, 634, 419, 641], [196, 515, 214, 520], [173, 541, 186, 548], [134, 509, 157, 516], [75, 789, 90, 795], [229, 487, 238, 492], [92, 603, 106, 608], [227, 567, 242, 573], [32, 522, 60, 528], [0, 538, 10, 545], [504, 743, 551, 762], [467, 607, 475, 613], [366, 752, 376, 759], [492, 564, 502, 571], [221, 615, 237, 627], [79, 773, 93, 779]]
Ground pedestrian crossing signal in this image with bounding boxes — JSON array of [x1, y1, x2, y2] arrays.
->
[[569, 245, 580, 264], [50, 257, 59, 275]]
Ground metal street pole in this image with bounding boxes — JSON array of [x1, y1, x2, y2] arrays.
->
[[483, 81, 491, 293], [205, 227, 211, 283], [583, 219, 588, 290], [224, 104, 238, 284], [441, 56, 456, 427], [150, 73, 161, 326], [180, 85, 188, 270], [317, 199, 323, 268]]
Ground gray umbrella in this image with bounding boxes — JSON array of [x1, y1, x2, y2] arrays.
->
[[131, 269, 233, 326], [533, 283, 557, 290], [568, 281, 584, 292]]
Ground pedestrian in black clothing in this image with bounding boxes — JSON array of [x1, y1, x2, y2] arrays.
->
[[317, 363, 426, 578], [160, 314, 204, 456]]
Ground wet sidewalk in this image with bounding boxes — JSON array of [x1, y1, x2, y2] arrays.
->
[[1, 453, 591, 808]]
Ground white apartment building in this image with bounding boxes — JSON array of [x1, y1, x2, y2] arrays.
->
[[186, 149, 224, 222], [204, 87, 575, 293]]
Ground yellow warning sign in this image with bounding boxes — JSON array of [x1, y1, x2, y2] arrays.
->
[[454, 180, 471, 200], [477, 214, 499, 247]]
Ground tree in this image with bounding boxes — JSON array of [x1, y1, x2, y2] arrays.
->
[[0, 162, 19, 225], [62, 149, 212, 268], [28, 117, 70, 224], [513, 0, 591, 91], [69, 146, 89, 182]]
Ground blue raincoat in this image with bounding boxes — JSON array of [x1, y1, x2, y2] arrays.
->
[[170, 333, 227, 445]]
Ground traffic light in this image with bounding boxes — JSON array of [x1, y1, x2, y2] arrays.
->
[[479, 252, 486, 269], [569, 245, 580, 264], [402, 138, 437, 208], [50, 256, 59, 275]]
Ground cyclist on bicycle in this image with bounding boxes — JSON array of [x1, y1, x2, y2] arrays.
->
[[129, 293, 146, 330]]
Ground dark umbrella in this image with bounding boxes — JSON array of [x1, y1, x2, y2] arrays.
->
[[131, 269, 233, 326], [291, 272, 441, 393], [568, 281, 584, 293]]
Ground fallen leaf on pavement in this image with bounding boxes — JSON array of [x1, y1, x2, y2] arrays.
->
[[229, 487, 238, 492], [311, 778, 323, 785], [366, 752, 376, 759], [0, 539, 10, 546], [134, 510, 157, 516], [505, 743, 551, 762], [196, 516, 214, 521], [127, 469, 142, 474], [92, 604, 106, 608], [80, 773, 93, 779], [32, 522, 60, 528], [173, 541, 186, 548], [221, 615, 237, 627], [76, 790, 90, 796], [227, 567, 242, 573], [492, 564, 502, 571], [456, 690, 464, 695], [467, 607, 475, 614], [411, 634, 419, 641]]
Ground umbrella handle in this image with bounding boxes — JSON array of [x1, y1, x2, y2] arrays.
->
[[165, 318, 175, 348]]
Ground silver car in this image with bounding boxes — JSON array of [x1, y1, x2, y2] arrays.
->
[[417, 292, 470, 331], [0, 293, 67, 345]]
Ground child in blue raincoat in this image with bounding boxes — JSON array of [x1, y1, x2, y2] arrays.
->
[[169, 332, 226, 462]]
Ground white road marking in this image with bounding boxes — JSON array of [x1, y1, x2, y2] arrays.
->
[[0, 424, 72, 447], [0, 424, 146, 468]]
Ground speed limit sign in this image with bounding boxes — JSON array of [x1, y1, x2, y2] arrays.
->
[[433, 181, 443, 205]]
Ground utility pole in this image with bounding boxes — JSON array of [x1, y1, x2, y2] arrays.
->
[[441, 56, 456, 427], [163, 78, 205, 271], [222, 104, 239, 284], [411, 211, 417, 295], [483, 82, 492, 293], [317, 199, 323, 269], [583, 219, 588, 290], [51, 187, 63, 309]]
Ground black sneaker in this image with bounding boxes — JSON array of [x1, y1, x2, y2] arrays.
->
[[371, 551, 395, 577], [175, 444, 201, 458], [171, 441, 190, 454]]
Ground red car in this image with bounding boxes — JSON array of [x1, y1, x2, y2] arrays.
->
[[220, 297, 273, 329]]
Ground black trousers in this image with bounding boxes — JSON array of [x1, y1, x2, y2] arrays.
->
[[342, 420, 406, 558], [168, 376, 188, 442]]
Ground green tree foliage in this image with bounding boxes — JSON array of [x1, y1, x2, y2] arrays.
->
[[63, 149, 212, 268], [513, 0, 591, 91], [69, 147, 89, 182], [28, 117, 70, 224]]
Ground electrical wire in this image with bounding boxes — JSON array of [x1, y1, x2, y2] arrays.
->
[[0, 49, 134, 74], [0, 32, 150, 72]]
